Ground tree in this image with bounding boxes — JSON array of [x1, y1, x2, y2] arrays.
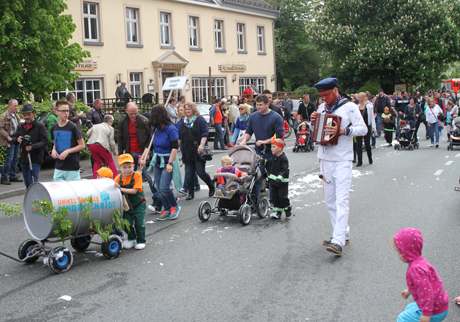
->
[[0, 0, 87, 102], [310, 0, 460, 92], [274, 0, 322, 91]]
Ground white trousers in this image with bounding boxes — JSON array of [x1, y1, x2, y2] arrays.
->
[[320, 160, 352, 247]]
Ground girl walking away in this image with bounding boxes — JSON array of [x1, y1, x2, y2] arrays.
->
[[382, 106, 395, 146], [394, 228, 448, 322], [115, 154, 146, 250], [267, 136, 291, 219], [150, 105, 181, 220]]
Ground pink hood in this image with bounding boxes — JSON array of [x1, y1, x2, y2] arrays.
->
[[393, 227, 423, 262]]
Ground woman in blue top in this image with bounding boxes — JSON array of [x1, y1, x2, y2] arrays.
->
[[150, 105, 181, 220], [231, 103, 251, 144]]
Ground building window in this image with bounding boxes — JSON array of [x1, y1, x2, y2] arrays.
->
[[214, 20, 224, 50], [160, 12, 172, 47], [239, 77, 266, 95], [257, 26, 265, 53], [83, 2, 100, 42], [129, 72, 143, 98], [188, 16, 200, 49], [126, 7, 140, 45], [236, 23, 246, 53], [192, 77, 226, 103], [51, 78, 103, 105]]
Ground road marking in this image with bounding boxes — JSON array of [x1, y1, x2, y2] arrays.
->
[[445, 160, 454, 166], [200, 185, 209, 190], [456, 153, 460, 158], [434, 169, 444, 176]]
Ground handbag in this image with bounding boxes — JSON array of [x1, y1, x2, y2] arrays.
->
[[199, 146, 213, 161]]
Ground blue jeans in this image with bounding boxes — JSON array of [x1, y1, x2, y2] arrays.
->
[[153, 165, 176, 210], [231, 128, 241, 144], [428, 122, 440, 144], [22, 162, 40, 188], [1, 143, 19, 180], [397, 302, 447, 322], [213, 124, 225, 150], [375, 114, 383, 136]]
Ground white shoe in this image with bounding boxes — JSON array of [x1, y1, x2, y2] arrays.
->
[[147, 205, 159, 214], [135, 243, 146, 250], [123, 240, 136, 249]]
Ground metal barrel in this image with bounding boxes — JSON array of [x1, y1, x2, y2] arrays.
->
[[23, 179, 123, 240]]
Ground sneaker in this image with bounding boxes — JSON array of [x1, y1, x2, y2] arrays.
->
[[270, 212, 281, 219], [285, 207, 292, 218], [326, 243, 343, 256], [123, 240, 136, 249], [157, 210, 170, 221], [134, 243, 146, 250], [1, 178, 11, 185], [178, 188, 188, 196], [168, 206, 181, 220], [147, 205, 160, 214], [323, 238, 350, 246]]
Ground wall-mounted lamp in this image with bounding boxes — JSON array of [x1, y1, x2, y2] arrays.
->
[[232, 74, 237, 83], [270, 74, 275, 82]]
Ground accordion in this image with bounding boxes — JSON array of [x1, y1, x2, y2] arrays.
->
[[312, 113, 342, 145]]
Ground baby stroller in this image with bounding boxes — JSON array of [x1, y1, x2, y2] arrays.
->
[[197, 145, 270, 225], [447, 117, 460, 151], [293, 121, 314, 152], [394, 120, 419, 150]]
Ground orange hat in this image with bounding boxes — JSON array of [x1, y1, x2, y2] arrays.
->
[[118, 153, 134, 165], [96, 167, 113, 179], [271, 135, 285, 149]]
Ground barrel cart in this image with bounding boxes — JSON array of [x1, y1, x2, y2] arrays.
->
[[18, 179, 124, 274]]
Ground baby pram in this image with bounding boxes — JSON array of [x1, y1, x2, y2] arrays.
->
[[293, 121, 314, 152], [197, 145, 270, 225], [394, 119, 419, 150], [448, 117, 460, 151]]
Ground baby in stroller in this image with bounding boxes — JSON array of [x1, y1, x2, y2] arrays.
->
[[395, 119, 418, 150], [214, 155, 247, 198], [293, 121, 314, 152], [197, 145, 270, 225], [447, 117, 460, 150]]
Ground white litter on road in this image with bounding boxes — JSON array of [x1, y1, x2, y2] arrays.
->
[[201, 226, 216, 234], [445, 160, 454, 166], [434, 169, 444, 176], [146, 220, 155, 224], [159, 262, 164, 266], [59, 295, 72, 302]]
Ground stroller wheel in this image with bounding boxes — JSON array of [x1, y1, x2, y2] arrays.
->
[[293, 147, 297, 153], [257, 198, 270, 219], [198, 201, 212, 222], [238, 204, 252, 225]]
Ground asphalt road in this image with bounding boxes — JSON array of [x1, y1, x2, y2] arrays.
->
[[0, 133, 459, 322]]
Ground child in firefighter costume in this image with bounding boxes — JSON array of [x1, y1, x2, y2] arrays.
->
[[311, 78, 367, 256], [267, 136, 291, 219]]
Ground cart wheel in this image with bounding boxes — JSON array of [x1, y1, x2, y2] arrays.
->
[[101, 235, 122, 259], [70, 235, 91, 252], [257, 198, 270, 219], [198, 201, 212, 222], [48, 246, 73, 274], [238, 204, 252, 225], [415, 143, 419, 149], [18, 239, 40, 264]]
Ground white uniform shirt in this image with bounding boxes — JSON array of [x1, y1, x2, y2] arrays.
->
[[425, 104, 442, 124], [317, 100, 368, 162]]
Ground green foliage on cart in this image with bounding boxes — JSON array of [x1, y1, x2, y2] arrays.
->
[[32, 199, 130, 243]]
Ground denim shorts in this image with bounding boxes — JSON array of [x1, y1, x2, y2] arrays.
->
[[53, 169, 81, 181]]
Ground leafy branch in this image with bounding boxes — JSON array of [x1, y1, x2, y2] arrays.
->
[[0, 202, 22, 217]]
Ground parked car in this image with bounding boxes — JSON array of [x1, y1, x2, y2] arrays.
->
[[197, 103, 215, 141]]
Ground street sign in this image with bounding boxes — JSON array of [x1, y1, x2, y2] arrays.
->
[[162, 76, 188, 91]]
